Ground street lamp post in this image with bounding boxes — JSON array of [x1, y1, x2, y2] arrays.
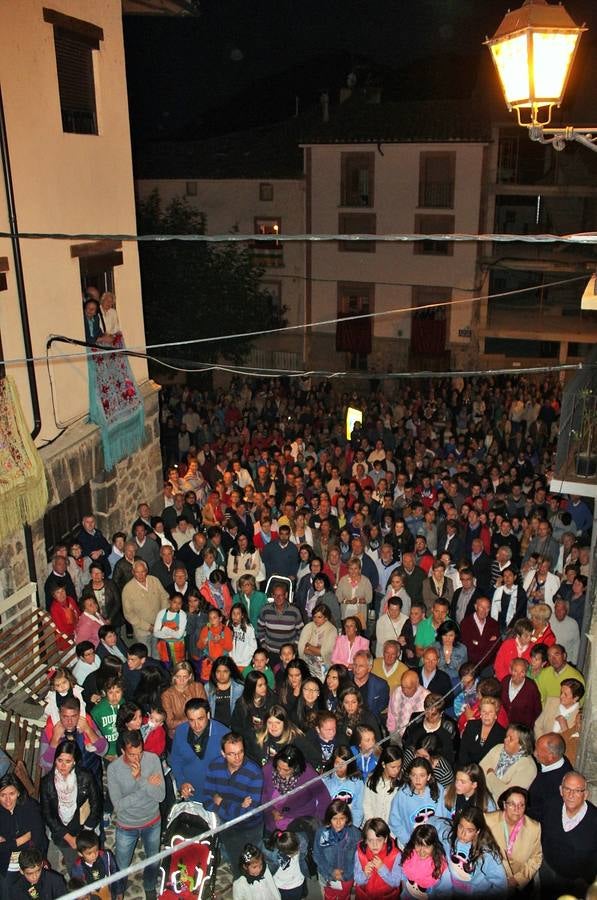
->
[[486, 0, 597, 152]]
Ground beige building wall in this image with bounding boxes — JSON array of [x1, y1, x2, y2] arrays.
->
[[136, 177, 305, 328], [0, 0, 148, 442], [306, 142, 486, 363]]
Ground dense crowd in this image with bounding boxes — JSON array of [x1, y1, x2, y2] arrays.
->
[[2, 374, 595, 900]]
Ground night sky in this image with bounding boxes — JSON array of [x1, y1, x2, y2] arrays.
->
[[123, 0, 597, 142]]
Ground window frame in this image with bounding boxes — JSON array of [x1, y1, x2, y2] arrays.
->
[[338, 213, 377, 253], [418, 151, 456, 209], [414, 214, 455, 257], [340, 152, 375, 208]]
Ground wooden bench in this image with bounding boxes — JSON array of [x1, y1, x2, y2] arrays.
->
[[0, 606, 77, 707], [0, 712, 42, 797]]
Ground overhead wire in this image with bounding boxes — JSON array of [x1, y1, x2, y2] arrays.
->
[[12, 271, 590, 370]]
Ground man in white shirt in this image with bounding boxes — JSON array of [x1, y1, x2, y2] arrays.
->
[[550, 597, 580, 664]]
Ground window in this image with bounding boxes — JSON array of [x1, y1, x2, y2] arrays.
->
[[0, 258, 7, 293], [253, 218, 283, 267], [185, 181, 197, 197], [418, 152, 455, 208], [338, 213, 376, 253], [414, 214, 455, 256], [44, 481, 92, 561], [262, 280, 283, 323], [411, 286, 450, 357], [72, 241, 123, 295], [44, 9, 103, 135], [340, 153, 375, 207], [336, 282, 374, 368], [260, 183, 274, 201]]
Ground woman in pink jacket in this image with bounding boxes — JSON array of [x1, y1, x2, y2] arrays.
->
[[331, 617, 370, 671], [74, 595, 107, 647]]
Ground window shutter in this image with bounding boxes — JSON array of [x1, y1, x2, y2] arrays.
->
[[54, 27, 97, 134]]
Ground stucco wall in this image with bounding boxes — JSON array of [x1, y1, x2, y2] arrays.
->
[[0, 0, 148, 442], [136, 177, 305, 328]]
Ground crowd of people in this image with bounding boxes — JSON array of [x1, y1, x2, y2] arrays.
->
[[3, 373, 595, 900]]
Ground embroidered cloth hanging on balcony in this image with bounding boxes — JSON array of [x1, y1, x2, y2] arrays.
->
[[87, 335, 145, 471], [0, 377, 48, 541]]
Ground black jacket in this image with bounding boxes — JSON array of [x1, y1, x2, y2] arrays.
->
[[457, 720, 506, 767], [81, 579, 122, 627], [418, 668, 452, 699], [0, 797, 47, 874], [40, 767, 101, 842], [403, 713, 459, 766]]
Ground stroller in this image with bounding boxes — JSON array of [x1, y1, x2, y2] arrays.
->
[[158, 800, 219, 900]]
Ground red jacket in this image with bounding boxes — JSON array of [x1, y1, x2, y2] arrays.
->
[[460, 613, 500, 668], [49, 597, 80, 649], [500, 676, 542, 729]]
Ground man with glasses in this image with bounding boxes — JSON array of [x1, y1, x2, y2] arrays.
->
[[204, 732, 263, 875], [539, 771, 597, 900]]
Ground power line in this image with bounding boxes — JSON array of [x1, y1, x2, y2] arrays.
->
[[9, 272, 587, 370], [1, 229, 597, 244]]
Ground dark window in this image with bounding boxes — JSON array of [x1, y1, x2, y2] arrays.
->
[[411, 286, 450, 357], [414, 214, 455, 256], [260, 183, 274, 201], [253, 218, 283, 267], [338, 213, 376, 252], [262, 280, 283, 322], [0, 257, 7, 293], [44, 482, 92, 561], [336, 282, 374, 364], [418, 152, 455, 208], [340, 153, 375, 207], [185, 181, 197, 197], [44, 10, 103, 135]]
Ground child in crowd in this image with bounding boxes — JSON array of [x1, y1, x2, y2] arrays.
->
[[274, 643, 297, 688], [154, 592, 187, 668], [185, 592, 209, 677], [323, 746, 365, 828], [44, 667, 86, 724], [243, 647, 275, 688], [313, 799, 361, 900], [232, 844, 281, 900], [351, 725, 380, 781], [140, 705, 168, 757], [399, 824, 449, 898], [452, 663, 478, 718], [90, 677, 124, 760], [263, 831, 308, 900], [197, 607, 233, 681], [14, 849, 66, 900], [70, 830, 125, 900]]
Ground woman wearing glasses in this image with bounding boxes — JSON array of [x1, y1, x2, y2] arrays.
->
[[486, 787, 542, 898]]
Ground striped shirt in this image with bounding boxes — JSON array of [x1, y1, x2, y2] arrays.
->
[[257, 603, 303, 654], [203, 756, 263, 827]]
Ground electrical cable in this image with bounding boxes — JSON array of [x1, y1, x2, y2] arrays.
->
[[1, 229, 597, 244], [60, 628, 506, 900], [19, 272, 590, 369]]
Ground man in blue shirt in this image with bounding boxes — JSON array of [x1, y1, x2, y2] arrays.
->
[[169, 699, 227, 805], [204, 732, 263, 876]]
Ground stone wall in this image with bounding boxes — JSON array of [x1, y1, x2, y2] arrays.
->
[[3, 382, 163, 594]]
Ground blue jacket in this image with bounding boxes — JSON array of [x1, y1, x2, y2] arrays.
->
[[169, 719, 228, 802], [204, 680, 244, 718], [388, 783, 448, 848], [203, 756, 263, 829], [323, 772, 365, 827], [355, 672, 390, 720], [312, 824, 361, 883], [439, 827, 507, 896]]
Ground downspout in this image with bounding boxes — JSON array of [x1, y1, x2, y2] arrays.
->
[[0, 82, 43, 587]]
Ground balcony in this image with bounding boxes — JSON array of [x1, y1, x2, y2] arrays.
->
[[419, 181, 454, 209]]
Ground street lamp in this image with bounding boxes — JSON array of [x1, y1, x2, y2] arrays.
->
[[486, 0, 597, 152]]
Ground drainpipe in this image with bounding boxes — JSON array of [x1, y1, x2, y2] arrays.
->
[[0, 82, 43, 587]]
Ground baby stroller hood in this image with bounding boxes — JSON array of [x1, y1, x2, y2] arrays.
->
[[158, 800, 219, 899]]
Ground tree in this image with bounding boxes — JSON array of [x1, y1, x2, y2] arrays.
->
[[137, 190, 285, 367]]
